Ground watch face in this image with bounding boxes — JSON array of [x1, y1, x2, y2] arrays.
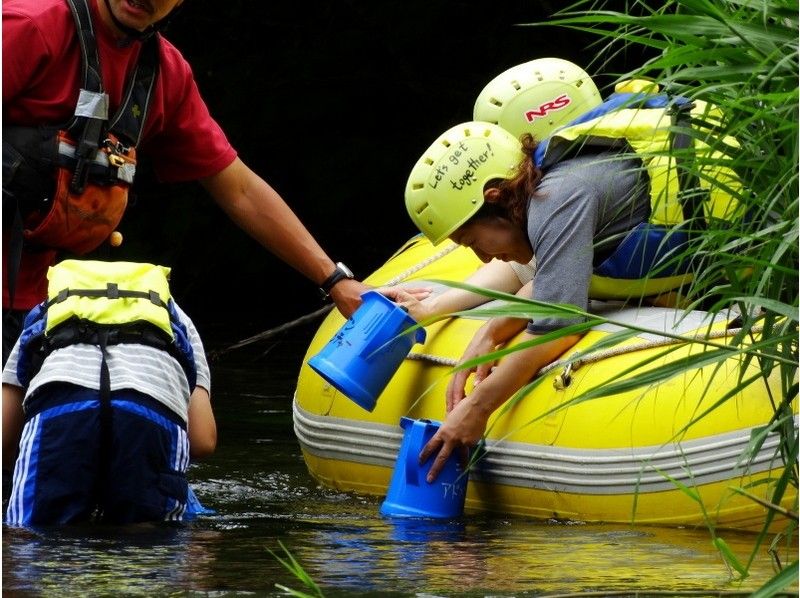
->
[[337, 262, 354, 278]]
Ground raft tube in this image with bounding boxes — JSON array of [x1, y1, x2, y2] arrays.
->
[[294, 235, 796, 531]]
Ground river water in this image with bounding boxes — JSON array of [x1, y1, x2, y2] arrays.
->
[[3, 337, 796, 596]]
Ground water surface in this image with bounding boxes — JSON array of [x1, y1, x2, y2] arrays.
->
[[3, 340, 795, 596]]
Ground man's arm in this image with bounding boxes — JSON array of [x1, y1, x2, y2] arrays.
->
[[200, 157, 367, 316]]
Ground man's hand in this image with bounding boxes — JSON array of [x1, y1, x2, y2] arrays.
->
[[329, 279, 369, 318]]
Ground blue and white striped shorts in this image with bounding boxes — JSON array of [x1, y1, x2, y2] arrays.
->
[[6, 383, 190, 526]]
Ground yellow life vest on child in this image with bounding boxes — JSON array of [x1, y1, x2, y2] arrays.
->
[[17, 260, 195, 388], [45, 260, 174, 336]]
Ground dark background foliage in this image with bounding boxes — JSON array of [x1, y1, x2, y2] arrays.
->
[[106, 1, 636, 346]]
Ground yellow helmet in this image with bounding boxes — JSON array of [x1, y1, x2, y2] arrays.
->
[[405, 122, 523, 245], [473, 57, 601, 141]]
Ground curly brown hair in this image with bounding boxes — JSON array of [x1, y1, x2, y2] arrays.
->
[[471, 133, 543, 228]]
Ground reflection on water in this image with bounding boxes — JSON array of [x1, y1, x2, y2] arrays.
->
[[4, 344, 796, 596]]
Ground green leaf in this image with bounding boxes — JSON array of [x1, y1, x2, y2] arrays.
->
[[750, 561, 799, 597], [713, 536, 750, 578], [725, 297, 799, 321], [268, 541, 324, 598]]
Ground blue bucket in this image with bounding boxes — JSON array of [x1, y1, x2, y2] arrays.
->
[[380, 417, 469, 519], [308, 290, 426, 412]]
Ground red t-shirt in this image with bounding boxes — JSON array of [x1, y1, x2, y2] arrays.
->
[[3, 0, 238, 308]]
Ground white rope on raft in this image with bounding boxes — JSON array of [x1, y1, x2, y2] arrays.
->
[[406, 325, 766, 377], [221, 243, 459, 353], [379, 242, 460, 287]]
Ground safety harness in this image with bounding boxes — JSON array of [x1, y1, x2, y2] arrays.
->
[[3, 0, 160, 308], [533, 91, 743, 299]]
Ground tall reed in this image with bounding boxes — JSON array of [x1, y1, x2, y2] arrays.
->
[[512, 0, 799, 588]]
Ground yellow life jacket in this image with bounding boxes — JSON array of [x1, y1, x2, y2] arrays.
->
[[17, 260, 196, 388], [534, 88, 744, 299], [45, 260, 175, 337]]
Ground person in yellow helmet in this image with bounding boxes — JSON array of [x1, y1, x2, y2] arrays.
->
[[400, 120, 653, 482], [386, 56, 741, 482], [384, 58, 603, 318], [474, 57, 602, 142]]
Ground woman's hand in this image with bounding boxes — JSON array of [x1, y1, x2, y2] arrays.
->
[[378, 286, 433, 322], [423, 331, 584, 483], [418, 393, 490, 483], [445, 325, 498, 412]]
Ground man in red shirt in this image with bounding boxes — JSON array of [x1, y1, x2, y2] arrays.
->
[[2, 0, 367, 361]]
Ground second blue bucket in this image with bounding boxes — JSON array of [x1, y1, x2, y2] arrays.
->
[[380, 417, 469, 519], [308, 290, 426, 411]]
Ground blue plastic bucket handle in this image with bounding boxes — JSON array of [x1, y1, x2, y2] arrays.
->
[[402, 416, 426, 487]]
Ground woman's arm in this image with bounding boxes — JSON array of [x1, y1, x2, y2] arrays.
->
[[382, 259, 526, 322], [444, 279, 534, 410], [426, 259, 527, 315], [421, 331, 580, 482], [444, 311, 530, 411]]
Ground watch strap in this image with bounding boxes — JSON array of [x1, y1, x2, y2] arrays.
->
[[319, 262, 353, 299]]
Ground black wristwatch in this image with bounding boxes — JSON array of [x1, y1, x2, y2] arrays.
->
[[319, 262, 354, 299]]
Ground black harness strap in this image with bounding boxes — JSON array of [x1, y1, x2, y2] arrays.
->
[[64, 0, 160, 148], [48, 285, 168, 309], [108, 38, 160, 146], [94, 327, 113, 519], [6, 205, 25, 315], [65, 0, 103, 129], [65, 0, 105, 194]]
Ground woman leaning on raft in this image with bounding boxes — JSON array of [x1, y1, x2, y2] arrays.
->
[[395, 121, 652, 481]]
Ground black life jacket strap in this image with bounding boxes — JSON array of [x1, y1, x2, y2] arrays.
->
[[4, 201, 25, 313], [62, 0, 160, 194], [94, 327, 113, 518], [47, 285, 168, 309], [65, 0, 106, 194], [65, 0, 103, 104], [30, 318, 196, 391], [107, 35, 160, 146]]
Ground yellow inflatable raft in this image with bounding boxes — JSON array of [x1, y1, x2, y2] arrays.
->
[[294, 235, 796, 531]]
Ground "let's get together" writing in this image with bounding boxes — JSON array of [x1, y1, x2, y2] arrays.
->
[[428, 140, 495, 191]]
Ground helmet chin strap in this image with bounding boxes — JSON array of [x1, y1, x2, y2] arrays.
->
[[103, 0, 182, 42]]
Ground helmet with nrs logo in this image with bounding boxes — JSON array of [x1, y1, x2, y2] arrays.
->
[[404, 122, 523, 245], [473, 58, 601, 141]]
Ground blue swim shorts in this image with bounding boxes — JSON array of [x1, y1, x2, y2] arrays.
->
[[6, 383, 190, 526]]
